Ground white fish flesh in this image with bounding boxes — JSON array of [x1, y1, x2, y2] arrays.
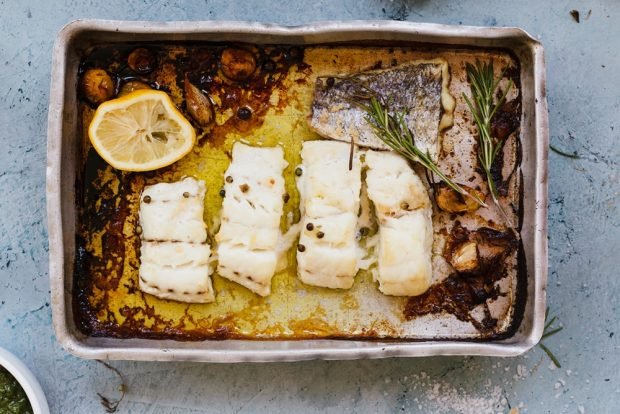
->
[[138, 177, 215, 303], [216, 143, 288, 296], [296, 140, 362, 289], [364, 150, 433, 296]]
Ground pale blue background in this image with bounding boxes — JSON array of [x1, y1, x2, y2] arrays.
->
[[0, 0, 618, 413]]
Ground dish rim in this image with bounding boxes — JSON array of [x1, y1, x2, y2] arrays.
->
[[46, 19, 548, 362]]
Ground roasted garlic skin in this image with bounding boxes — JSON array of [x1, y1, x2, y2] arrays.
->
[[449, 241, 480, 273], [184, 78, 214, 128], [220, 48, 257, 81], [127, 48, 156, 74], [80, 68, 115, 105], [118, 80, 151, 97], [435, 182, 485, 213]]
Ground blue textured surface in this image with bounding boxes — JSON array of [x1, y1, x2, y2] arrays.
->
[[1, 0, 619, 413]]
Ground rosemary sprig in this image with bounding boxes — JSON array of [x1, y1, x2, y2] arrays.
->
[[359, 95, 486, 206], [463, 60, 513, 211], [538, 307, 563, 368]]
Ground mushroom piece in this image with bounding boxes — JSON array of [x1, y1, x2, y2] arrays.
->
[[127, 48, 156, 74], [118, 80, 151, 97], [79, 68, 115, 105], [449, 241, 480, 273], [220, 48, 257, 81], [184, 76, 214, 128], [435, 182, 485, 213]]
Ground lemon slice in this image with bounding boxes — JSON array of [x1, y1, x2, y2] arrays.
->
[[88, 90, 196, 171]]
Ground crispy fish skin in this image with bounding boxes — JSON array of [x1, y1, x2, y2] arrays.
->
[[310, 59, 454, 162], [138, 177, 215, 304]]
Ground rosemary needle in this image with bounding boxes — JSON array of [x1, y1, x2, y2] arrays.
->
[[550, 144, 580, 159], [539, 343, 562, 368], [541, 326, 564, 340], [359, 96, 486, 206]]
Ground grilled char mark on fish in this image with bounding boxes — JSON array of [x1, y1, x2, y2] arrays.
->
[[309, 60, 454, 163], [138, 177, 215, 303]]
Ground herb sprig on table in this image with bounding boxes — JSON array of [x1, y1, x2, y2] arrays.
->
[[357, 95, 486, 206], [463, 60, 513, 214], [538, 307, 563, 368], [96, 360, 126, 413]]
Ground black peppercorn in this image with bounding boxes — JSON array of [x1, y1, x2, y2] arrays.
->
[[316, 231, 325, 239], [183, 191, 190, 198], [225, 176, 233, 183], [306, 222, 314, 231], [237, 106, 252, 120], [143, 195, 151, 203], [295, 167, 303, 176], [297, 244, 306, 252], [219, 189, 226, 197]]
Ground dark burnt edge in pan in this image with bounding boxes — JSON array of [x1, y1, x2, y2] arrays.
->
[[73, 40, 527, 341]]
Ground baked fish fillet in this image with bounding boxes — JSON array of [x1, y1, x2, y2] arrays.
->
[[296, 140, 362, 289], [138, 177, 215, 303], [216, 142, 288, 296], [309, 59, 455, 162], [364, 150, 433, 296]]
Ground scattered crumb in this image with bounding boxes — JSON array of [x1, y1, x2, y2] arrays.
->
[[570, 10, 580, 23], [585, 10, 592, 20], [401, 372, 510, 413], [578, 406, 585, 414]]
